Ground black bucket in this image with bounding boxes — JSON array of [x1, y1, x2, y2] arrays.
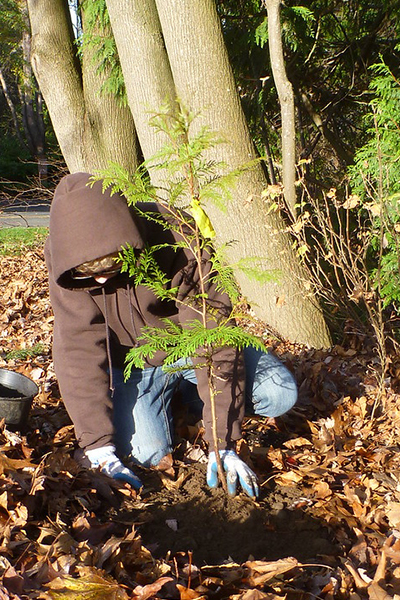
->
[[0, 369, 38, 429]]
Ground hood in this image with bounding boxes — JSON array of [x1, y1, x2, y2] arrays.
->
[[49, 172, 144, 288]]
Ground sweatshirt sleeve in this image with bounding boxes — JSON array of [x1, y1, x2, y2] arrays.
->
[[45, 241, 114, 451], [174, 247, 246, 448]]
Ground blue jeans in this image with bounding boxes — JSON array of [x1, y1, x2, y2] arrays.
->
[[112, 347, 297, 468]]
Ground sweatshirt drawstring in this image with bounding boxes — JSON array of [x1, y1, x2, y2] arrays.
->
[[102, 287, 115, 397], [127, 282, 141, 345]]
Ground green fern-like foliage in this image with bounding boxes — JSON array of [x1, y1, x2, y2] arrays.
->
[[6, 343, 46, 362], [119, 244, 179, 302], [90, 162, 156, 205], [209, 247, 241, 304], [145, 103, 255, 212], [79, 0, 127, 105], [349, 53, 400, 311], [124, 318, 265, 377]]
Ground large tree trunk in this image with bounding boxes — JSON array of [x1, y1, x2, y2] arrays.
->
[[27, 0, 138, 174], [105, 0, 177, 190], [79, 3, 138, 174], [154, 0, 330, 347], [263, 0, 297, 218]]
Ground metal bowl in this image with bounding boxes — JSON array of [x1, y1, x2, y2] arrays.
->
[[0, 369, 39, 428]]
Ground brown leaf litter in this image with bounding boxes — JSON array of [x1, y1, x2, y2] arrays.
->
[[0, 247, 400, 599]]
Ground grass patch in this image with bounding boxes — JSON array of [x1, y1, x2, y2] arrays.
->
[[0, 227, 48, 256], [6, 344, 47, 362]]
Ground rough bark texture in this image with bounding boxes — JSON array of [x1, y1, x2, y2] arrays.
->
[[79, 5, 138, 174], [154, 0, 331, 348], [106, 0, 177, 189], [27, 0, 138, 174], [264, 0, 297, 218]]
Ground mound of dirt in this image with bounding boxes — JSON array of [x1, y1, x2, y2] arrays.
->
[[120, 463, 338, 566]]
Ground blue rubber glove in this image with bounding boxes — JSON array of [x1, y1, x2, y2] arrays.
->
[[207, 450, 259, 498], [85, 445, 143, 490]]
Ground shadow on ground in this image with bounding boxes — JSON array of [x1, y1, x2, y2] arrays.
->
[[118, 464, 339, 566]]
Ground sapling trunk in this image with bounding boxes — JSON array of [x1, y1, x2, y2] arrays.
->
[[207, 358, 228, 494], [187, 155, 228, 493]]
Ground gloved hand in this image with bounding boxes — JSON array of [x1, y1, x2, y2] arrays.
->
[[207, 450, 259, 498], [85, 445, 143, 490]]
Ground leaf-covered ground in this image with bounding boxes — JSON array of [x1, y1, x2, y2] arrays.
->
[[1, 247, 400, 599]]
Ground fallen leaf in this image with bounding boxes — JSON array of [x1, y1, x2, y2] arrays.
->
[[176, 584, 205, 600], [245, 557, 299, 586], [131, 577, 174, 600], [367, 581, 392, 600], [72, 513, 115, 545], [41, 567, 129, 600], [385, 502, 400, 529]]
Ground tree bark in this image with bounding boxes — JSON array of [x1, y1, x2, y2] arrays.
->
[[263, 0, 297, 218], [154, 0, 331, 347], [105, 0, 177, 190], [79, 3, 139, 174], [27, 0, 138, 174]]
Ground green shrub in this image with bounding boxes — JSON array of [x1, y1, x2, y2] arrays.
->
[[0, 136, 37, 181], [348, 53, 400, 312]]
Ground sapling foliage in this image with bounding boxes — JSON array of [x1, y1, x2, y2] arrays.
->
[[92, 104, 266, 491]]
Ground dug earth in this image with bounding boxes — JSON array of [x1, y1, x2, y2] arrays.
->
[[116, 463, 338, 566]]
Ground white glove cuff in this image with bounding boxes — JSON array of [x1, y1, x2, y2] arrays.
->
[[85, 445, 117, 467]]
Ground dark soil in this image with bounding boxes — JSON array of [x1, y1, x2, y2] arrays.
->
[[121, 463, 338, 567]]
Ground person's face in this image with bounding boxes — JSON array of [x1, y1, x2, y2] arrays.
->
[[71, 252, 123, 284]]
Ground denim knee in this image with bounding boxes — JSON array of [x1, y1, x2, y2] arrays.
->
[[129, 442, 173, 469], [244, 348, 298, 418], [252, 374, 297, 417]]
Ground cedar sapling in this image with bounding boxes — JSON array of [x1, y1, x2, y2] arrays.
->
[[92, 103, 266, 493]]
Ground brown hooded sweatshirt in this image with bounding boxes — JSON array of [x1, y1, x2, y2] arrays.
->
[[45, 172, 245, 452]]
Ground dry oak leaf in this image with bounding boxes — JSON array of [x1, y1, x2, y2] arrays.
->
[[245, 557, 299, 586], [132, 576, 174, 600], [367, 582, 396, 600], [72, 513, 115, 545], [0, 451, 36, 476], [385, 502, 400, 530], [200, 562, 245, 585], [40, 566, 129, 599], [175, 583, 205, 600], [313, 480, 333, 500], [231, 590, 276, 600]]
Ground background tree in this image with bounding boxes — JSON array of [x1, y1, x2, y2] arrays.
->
[[0, 0, 38, 179], [104, 0, 177, 191], [218, 0, 400, 192], [28, 0, 332, 347], [19, 1, 47, 179], [262, 0, 296, 218], [24, 0, 400, 349], [27, 0, 138, 174]]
